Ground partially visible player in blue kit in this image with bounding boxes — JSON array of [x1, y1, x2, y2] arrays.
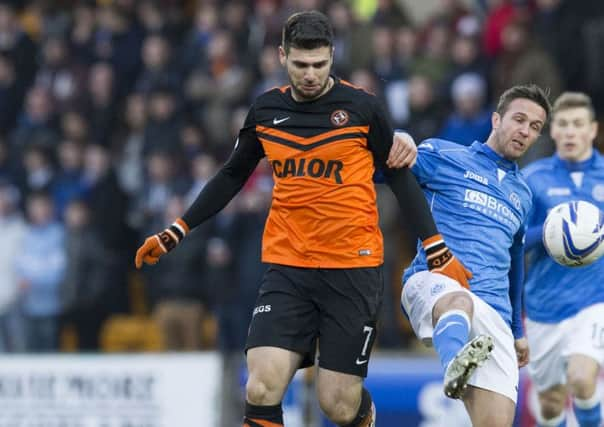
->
[[522, 92, 604, 427], [401, 84, 551, 427]]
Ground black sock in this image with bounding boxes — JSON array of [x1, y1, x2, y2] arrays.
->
[[243, 401, 283, 426], [341, 388, 374, 427]]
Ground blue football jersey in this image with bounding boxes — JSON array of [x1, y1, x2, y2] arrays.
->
[[403, 139, 532, 328], [522, 152, 604, 323]]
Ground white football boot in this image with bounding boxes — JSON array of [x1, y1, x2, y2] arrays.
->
[[443, 334, 494, 399]]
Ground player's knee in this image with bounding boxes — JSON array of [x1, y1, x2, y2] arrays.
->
[[539, 391, 566, 419], [246, 375, 282, 406], [433, 291, 473, 324], [567, 370, 597, 399], [479, 413, 514, 427], [317, 386, 359, 425]]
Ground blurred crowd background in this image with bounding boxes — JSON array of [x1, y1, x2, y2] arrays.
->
[[1, 0, 603, 359]]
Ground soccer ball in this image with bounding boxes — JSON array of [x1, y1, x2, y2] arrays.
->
[[542, 200, 604, 267]]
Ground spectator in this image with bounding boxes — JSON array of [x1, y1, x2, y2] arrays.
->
[[0, 138, 11, 182], [69, 2, 97, 66], [186, 152, 218, 208], [393, 24, 418, 72], [60, 110, 90, 146], [135, 33, 180, 94], [222, 1, 253, 65], [439, 73, 492, 145], [369, 25, 403, 84], [34, 35, 87, 113], [443, 34, 490, 104], [0, 182, 26, 352], [179, 121, 208, 159], [82, 143, 130, 314], [327, 1, 372, 76], [250, 44, 286, 100], [136, 0, 173, 39], [482, 0, 518, 58], [491, 19, 562, 100], [402, 73, 446, 143], [85, 62, 118, 146], [94, 4, 143, 97], [16, 144, 55, 201], [52, 140, 86, 218], [148, 195, 209, 351], [9, 85, 59, 167], [114, 92, 147, 197], [0, 2, 38, 94], [142, 83, 183, 156], [184, 30, 251, 148], [179, 3, 219, 74], [0, 53, 20, 134], [15, 191, 66, 352], [61, 199, 112, 351], [371, 0, 411, 27], [410, 22, 452, 88], [135, 150, 188, 234]]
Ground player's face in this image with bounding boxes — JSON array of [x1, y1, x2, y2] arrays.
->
[[490, 98, 546, 160], [279, 45, 333, 101], [551, 107, 597, 162]]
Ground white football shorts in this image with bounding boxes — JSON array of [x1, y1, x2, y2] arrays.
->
[[401, 270, 519, 403], [526, 302, 604, 392]]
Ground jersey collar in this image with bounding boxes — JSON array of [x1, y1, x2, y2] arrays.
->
[[554, 151, 600, 171], [470, 141, 518, 173]]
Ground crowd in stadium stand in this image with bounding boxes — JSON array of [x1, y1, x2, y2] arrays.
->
[[0, 0, 603, 354]]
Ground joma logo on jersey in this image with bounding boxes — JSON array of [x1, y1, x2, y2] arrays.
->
[[464, 170, 489, 185], [271, 158, 344, 184]]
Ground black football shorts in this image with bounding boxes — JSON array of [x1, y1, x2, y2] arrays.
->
[[245, 263, 383, 377]]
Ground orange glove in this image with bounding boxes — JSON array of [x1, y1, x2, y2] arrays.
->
[[422, 234, 473, 289], [135, 218, 190, 269]]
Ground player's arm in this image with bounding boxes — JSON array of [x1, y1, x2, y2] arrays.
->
[[524, 200, 543, 250], [520, 169, 544, 251], [366, 97, 472, 288], [135, 111, 264, 269], [373, 131, 417, 183], [525, 225, 543, 249], [509, 227, 529, 366], [508, 228, 525, 339]]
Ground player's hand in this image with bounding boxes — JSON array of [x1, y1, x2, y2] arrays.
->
[[515, 337, 529, 367], [134, 218, 189, 269], [423, 234, 473, 289], [387, 131, 417, 169]]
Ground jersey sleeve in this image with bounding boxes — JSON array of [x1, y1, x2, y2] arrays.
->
[[365, 96, 439, 241], [182, 107, 265, 229], [508, 227, 526, 339], [522, 172, 545, 251], [411, 139, 443, 185]]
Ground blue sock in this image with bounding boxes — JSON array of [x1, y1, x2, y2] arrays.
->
[[574, 394, 601, 427], [432, 310, 471, 371]]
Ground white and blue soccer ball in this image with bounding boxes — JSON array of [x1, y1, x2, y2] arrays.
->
[[542, 200, 604, 267]]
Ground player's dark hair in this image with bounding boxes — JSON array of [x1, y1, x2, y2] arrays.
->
[[282, 11, 333, 54], [553, 92, 595, 120], [496, 84, 552, 119]]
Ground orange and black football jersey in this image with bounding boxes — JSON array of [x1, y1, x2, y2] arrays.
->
[[236, 78, 395, 268], [181, 76, 439, 268]]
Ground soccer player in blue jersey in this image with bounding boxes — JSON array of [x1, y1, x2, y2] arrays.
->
[[522, 92, 604, 427], [401, 84, 551, 427]]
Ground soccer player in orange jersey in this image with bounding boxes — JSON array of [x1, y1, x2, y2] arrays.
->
[[135, 11, 470, 427]]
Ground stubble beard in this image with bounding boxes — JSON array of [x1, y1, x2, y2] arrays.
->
[[291, 76, 331, 102]]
